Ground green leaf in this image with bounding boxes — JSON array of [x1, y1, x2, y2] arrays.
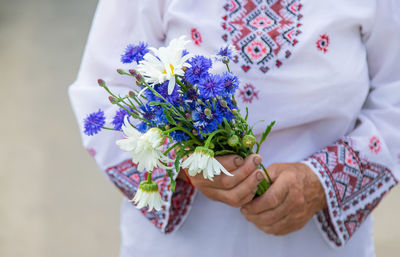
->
[[223, 117, 232, 131], [260, 121, 275, 144], [163, 109, 177, 125], [245, 107, 249, 121], [166, 169, 176, 192], [214, 150, 236, 156]]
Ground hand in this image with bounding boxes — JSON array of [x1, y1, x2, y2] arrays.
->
[[240, 162, 327, 235], [180, 154, 265, 208]]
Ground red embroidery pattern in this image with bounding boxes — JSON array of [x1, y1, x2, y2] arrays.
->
[[304, 138, 398, 246], [222, 0, 303, 73], [239, 83, 259, 103], [106, 160, 195, 233], [369, 136, 381, 154], [191, 28, 202, 46], [316, 34, 329, 53]]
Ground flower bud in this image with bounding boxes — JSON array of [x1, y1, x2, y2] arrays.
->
[[97, 79, 106, 87], [117, 68, 125, 75], [222, 56, 230, 64], [108, 96, 118, 104], [232, 109, 239, 115], [192, 129, 198, 135], [242, 134, 256, 148], [165, 125, 170, 130], [220, 100, 227, 108], [204, 108, 211, 116], [197, 99, 203, 104], [135, 73, 143, 82], [185, 113, 191, 118], [129, 69, 137, 75], [129, 91, 135, 98], [227, 135, 239, 147]]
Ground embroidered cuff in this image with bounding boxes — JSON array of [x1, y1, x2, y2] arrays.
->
[[106, 159, 196, 233], [302, 139, 398, 247]]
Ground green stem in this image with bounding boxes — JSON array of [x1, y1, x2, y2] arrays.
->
[[260, 163, 273, 184], [102, 126, 116, 131], [175, 77, 187, 91], [102, 85, 118, 99], [225, 63, 231, 73], [147, 171, 152, 183], [204, 129, 227, 148], [143, 82, 187, 121], [163, 142, 181, 155], [164, 127, 201, 145]]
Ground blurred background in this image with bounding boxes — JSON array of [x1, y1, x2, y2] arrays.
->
[[0, 1, 399, 256]]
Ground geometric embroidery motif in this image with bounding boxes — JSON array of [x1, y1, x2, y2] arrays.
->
[[239, 83, 259, 103], [222, 0, 303, 73], [316, 34, 329, 53], [304, 138, 398, 247], [106, 160, 195, 233]]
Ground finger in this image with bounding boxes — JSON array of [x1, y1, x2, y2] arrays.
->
[[224, 170, 264, 207], [265, 163, 288, 182], [215, 154, 245, 172], [216, 154, 262, 190], [242, 186, 301, 226], [261, 214, 306, 236], [189, 155, 245, 188], [242, 171, 292, 214]]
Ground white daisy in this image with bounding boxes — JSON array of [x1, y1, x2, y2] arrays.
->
[[132, 181, 166, 211], [181, 146, 233, 180], [137, 35, 193, 94], [116, 117, 172, 171]]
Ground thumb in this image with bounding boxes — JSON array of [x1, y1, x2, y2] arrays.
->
[[265, 163, 287, 182]]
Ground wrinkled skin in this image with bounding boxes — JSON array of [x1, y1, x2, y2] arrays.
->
[[179, 155, 327, 236]]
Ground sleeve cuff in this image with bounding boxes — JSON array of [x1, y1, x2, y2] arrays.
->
[[106, 159, 197, 233], [301, 138, 398, 248]]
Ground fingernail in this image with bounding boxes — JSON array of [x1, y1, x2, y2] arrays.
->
[[253, 155, 262, 166], [256, 171, 263, 181], [233, 156, 244, 167]]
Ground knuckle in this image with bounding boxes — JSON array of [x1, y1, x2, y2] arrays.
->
[[296, 195, 305, 206], [268, 194, 279, 208], [220, 177, 233, 189], [225, 193, 239, 207]]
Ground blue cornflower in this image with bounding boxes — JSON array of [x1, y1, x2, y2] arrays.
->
[[154, 81, 180, 104], [198, 74, 224, 99], [185, 56, 212, 85], [137, 122, 152, 133], [121, 42, 149, 64], [140, 104, 157, 123], [216, 98, 236, 122], [170, 130, 190, 142], [191, 104, 220, 136], [182, 49, 189, 57], [140, 104, 167, 127], [111, 108, 129, 131], [216, 45, 237, 61], [84, 109, 106, 136], [185, 88, 198, 102], [221, 72, 239, 95]]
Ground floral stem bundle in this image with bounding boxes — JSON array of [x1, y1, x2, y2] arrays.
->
[[83, 36, 275, 211]]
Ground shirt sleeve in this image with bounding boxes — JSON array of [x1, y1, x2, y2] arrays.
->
[[68, 0, 196, 233], [302, 0, 400, 248]]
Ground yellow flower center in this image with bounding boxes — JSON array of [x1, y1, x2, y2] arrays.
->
[[163, 64, 175, 75]]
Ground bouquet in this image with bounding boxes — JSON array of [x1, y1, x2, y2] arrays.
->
[[83, 36, 275, 211]]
